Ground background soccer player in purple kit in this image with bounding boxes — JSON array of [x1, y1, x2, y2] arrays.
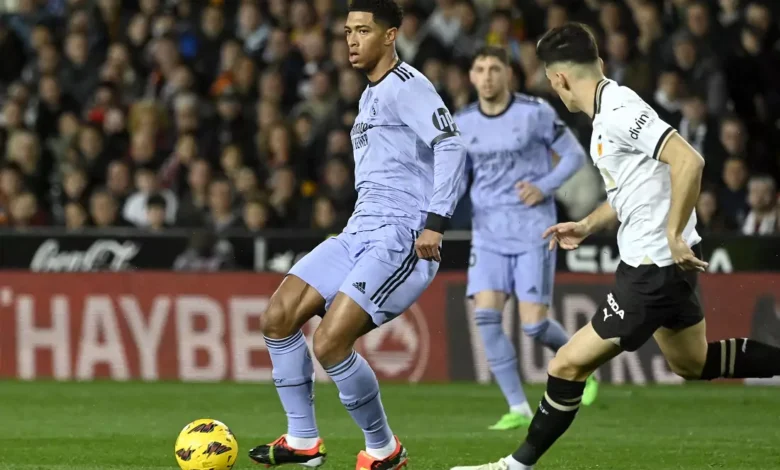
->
[[248, 1, 466, 469], [454, 46, 597, 431]]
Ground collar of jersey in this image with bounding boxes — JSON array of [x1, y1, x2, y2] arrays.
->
[[592, 78, 611, 120], [478, 93, 515, 119], [368, 59, 404, 87]]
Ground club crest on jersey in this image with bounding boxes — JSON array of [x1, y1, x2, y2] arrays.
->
[[628, 112, 651, 139], [370, 98, 378, 117], [597, 134, 603, 156]]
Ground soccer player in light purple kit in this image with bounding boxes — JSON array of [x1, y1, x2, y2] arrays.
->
[[454, 46, 597, 431], [248, 1, 466, 469]]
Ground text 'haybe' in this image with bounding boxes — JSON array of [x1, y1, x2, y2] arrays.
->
[[14, 293, 272, 381]]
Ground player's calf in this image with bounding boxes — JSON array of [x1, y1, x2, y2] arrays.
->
[[667, 338, 780, 381], [655, 322, 780, 381], [315, 294, 397, 461], [474, 308, 528, 405], [255, 275, 326, 461], [518, 302, 569, 353], [698, 339, 780, 380], [507, 323, 620, 467]]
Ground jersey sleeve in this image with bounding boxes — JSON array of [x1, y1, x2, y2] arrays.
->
[[540, 101, 581, 156], [535, 101, 587, 196], [609, 102, 675, 160], [394, 78, 466, 231], [395, 79, 460, 147]]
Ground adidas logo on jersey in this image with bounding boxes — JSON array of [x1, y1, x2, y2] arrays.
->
[[353, 281, 366, 294]]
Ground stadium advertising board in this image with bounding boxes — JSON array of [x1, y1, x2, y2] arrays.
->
[[0, 230, 779, 272], [1, 272, 777, 385]]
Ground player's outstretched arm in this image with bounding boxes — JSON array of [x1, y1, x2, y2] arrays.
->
[[657, 133, 708, 271], [580, 200, 619, 235], [543, 201, 617, 250]]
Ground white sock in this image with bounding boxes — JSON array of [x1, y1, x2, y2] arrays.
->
[[504, 455, 533, 469], [510, 402, 533, 417], [286, 435, 319, 450], [366, 438, 397, 460]]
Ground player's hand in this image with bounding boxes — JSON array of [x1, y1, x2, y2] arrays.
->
[[415, 229, 442, 262], [542, 221, 590, 251], [516, 181, 544, 206], [668, 236, 708, 272]]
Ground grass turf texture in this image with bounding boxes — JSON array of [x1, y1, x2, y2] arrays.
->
[[2, 381, 780, 469]]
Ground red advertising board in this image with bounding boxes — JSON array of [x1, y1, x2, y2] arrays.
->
[[0, 272, 777, 384]]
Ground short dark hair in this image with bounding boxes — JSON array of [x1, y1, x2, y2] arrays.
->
[[146, 193, 167, 210], [349, 0, 404, 29], [472, 46, 510, 66], [536, 22, 600, 66]]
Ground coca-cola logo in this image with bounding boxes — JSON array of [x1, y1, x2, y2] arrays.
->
[[30, 239, 140, 272]]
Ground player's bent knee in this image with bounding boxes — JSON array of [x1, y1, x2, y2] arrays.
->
[[262, 296, 298, 339], [548, 351, 590, 382], [667, 357, 705, 380], [312, 327, 352, 369], [518, 302, 549, 326]]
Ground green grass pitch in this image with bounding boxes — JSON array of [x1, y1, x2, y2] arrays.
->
[[2, 381, 780, 469]]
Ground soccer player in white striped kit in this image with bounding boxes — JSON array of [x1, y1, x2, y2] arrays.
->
[[452, 22, 780, 470]]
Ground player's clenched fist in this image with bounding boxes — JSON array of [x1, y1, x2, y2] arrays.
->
[[415, 229, 443, 262]]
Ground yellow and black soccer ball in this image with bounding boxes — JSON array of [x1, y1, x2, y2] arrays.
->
[[174, 419, 238, 470]]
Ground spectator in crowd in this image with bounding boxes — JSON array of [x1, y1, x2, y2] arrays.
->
[[695, 186, 735, 234], [651, 67, 685, 129], [0, 162, 24, 225], [311, 195, 339, 232], [54, 165, 89, 224], [205, 175, 240, 232], [319, 157, 355, 223], [677, 93, 720, 179], [145, 193, 170, 232], [242, 196, 272, 232], [719, 156, 751, 227], [105, 160, 133, 208], [123, 166, 178, 227], [0, 0, 774, 242], [89, 189, 128, 228], [9, 191, 44, 228], [64, 201, 89, 231], [604, 29, 653, 98], [173, 229, 234, 271], [742, 175, 778, 235]]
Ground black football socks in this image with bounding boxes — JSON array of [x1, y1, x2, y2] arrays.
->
[[511, 375, 585, 466], [700, 338, 780, 380]]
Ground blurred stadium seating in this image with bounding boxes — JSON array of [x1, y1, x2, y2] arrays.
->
[[0, 0, 777, 240], [1, 2, 780, 468]]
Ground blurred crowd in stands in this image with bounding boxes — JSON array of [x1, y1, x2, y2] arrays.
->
[[0, 0, 778, 237]]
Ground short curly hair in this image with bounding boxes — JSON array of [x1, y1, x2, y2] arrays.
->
[[348, 0, 404, 29]]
